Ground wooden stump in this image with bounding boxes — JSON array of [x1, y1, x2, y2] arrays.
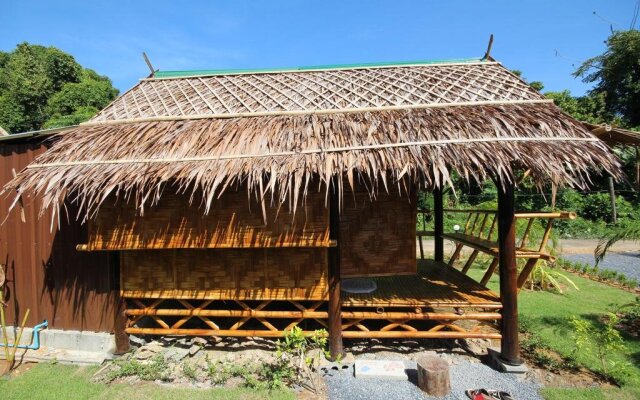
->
[[416, 355, 450, 397]]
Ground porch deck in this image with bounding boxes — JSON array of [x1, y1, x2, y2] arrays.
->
[[124, 261, 502, 339], [343, 259, 501, 309]]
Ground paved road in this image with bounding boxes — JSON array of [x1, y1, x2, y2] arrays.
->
[[562, 252, 640, 285], [417, 238, 640, 285]]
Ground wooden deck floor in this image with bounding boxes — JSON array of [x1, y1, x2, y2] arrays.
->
[[342, 260, 501, 308]]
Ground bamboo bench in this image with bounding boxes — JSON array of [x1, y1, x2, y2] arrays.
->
[[418, 209, 575, 288]]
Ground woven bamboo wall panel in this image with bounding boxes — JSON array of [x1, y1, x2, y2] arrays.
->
[[89, 190, 329, 250], [121, 248, 328, 300], [340, 188, 416, 277]]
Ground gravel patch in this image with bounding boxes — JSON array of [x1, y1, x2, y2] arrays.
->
[[325, 360, 542, 400], [563, 252, 640, 285]]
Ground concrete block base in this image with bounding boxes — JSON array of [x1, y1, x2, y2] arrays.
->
[[488, 348, 528, 374], [354, 359, 408, 380], [1, 326, 115, 365]]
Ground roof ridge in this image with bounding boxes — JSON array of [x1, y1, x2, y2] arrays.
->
[[149, 57, 490, 80]]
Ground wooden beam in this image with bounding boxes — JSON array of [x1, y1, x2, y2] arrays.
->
[[111, 252, 129, 354], [125, 308, 501, 320], [608, 176, 617, 224], [636, 146, 639, 190], [497, 180, 522, 365], [124, 327, 502, 340], [434, 186, 444, 262], [328, 177, 344, 361]]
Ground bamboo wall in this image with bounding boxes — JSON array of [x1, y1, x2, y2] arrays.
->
[[88, 190, 329, 250], [341, 188, 416, 277], [121, 249, 327, 300], [102, 184, 416, 300]]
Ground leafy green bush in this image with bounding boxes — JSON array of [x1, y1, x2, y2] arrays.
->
[[570, 313, 630, 381], [107, 354, 169, 382]]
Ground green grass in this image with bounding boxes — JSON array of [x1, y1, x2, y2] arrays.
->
[[468, 263, 640, 399], [0, 363, 295, 400], [541, 387, 640, 400]]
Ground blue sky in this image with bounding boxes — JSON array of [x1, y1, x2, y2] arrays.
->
[[1, 1, 635, 95]]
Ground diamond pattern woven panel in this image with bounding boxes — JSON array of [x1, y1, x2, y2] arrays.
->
[[91, 62, 544, 122]]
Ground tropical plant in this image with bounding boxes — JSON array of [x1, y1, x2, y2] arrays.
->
[[267, 326, 329, 393], [570, 313, 629, 378], [0, 263, 31, 375], [527, 261, 579, 294], [595, 225, 640, 264]]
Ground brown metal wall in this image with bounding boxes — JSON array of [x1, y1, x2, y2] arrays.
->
[[0, 138, 117, 332]]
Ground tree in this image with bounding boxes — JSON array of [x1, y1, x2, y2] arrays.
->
[[0, 42, 118, 133], [544, 90, 612, 125], [575, 30, 640, 128]]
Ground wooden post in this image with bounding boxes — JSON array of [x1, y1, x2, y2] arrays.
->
[[111, 252, 130, 354], [434, 187, 444, 262], [327, 177, 344, 360], [635, 146, 640, 190], [608, 176, 617, 224], [496, 180, 521, 365], [416, 355, 451, 396]]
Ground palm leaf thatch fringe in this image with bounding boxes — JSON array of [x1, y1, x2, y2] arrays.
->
[[2, 103, 620, 224]]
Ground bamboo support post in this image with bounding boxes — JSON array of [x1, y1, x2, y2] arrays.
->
[[327, 177, 344, 361], [461, 250, 479, 274], [608, 176, 617, 224], [434, 187, 444, 262], [497, 180, 522, 366], [480, 258, 499, 286], [517, 258, 539, 289], [519, 218, 535, 248]]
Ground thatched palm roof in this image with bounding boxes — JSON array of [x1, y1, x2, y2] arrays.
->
[[3, 58, 619, 218], [586, 123, 640, 146]]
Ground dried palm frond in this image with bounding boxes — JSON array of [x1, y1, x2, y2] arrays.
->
[[2, 102, 620, 223]]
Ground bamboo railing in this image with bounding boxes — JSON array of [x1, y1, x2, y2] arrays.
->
[[417, 208, 576, 288]]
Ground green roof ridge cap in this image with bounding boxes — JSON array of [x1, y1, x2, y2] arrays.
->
[[151, 57, 487, 79]]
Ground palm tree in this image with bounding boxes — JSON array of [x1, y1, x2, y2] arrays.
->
[[594, 226, 640, 264]]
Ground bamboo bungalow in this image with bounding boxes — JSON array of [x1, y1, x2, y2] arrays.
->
[[2, 58, 619, 366]]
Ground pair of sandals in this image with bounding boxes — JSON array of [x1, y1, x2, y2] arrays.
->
[[465, 389, 514, 400]]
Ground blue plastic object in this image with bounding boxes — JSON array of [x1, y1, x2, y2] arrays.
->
[[0, 320, 48, 350]]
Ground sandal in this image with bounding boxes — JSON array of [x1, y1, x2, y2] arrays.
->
[[465, 389, 514, 400], [486, 390, 514, 400], [465, 389, 493, 400]]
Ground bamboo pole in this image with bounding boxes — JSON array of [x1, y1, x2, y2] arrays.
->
[[76, 240, 338, 251], [80, 99, 555, 127], [124, 309, 501, 320], [443, 209, 576, 220], [327, 177, 344, 361], [497, 180, 522, 366], [27, 135, 597, 170], [341, 331, 502, 339], [434, 187, 444, 262], [608, 176, 617, 224], [636, 146, 639, 190], [124, 327, 502, 339]]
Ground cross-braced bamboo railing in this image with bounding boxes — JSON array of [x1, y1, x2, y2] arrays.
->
[[417, 209, 576, 288], [123, 298, 502, 340]]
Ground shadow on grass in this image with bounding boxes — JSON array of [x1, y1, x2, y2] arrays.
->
[[629, 351, 640, 369]]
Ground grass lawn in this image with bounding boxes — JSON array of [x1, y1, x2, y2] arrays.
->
[[0, 363, 295, 400], [468, 263, 640, 399]]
